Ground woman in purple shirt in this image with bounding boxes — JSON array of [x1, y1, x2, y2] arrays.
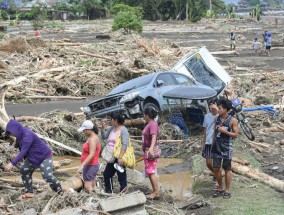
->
[[4, 120, 62, 200], [142, 107, 160, 200]]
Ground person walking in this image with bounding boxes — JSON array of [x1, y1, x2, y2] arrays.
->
[[252, 38, 260, 54], [202, 99, 218, 187], [211, 98, 239, 199], [101, 112, 129, 193], [77, 120, 101, 193], [265, 32, 272, 57], [230, 32, 236, 50], [262, 30, 268, 53], [142, 107, 160, 200], [4, 120, 63, 200]]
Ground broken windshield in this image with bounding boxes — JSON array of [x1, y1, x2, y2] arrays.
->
[[184, 56, 225, 94]]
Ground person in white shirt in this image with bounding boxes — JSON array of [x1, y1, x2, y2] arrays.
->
[[252, 38, 260, 54], [202, 99, 219, 183]]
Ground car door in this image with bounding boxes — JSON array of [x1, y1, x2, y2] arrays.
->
[[154, 73, 177, 109], [172, 47, 232, 95]]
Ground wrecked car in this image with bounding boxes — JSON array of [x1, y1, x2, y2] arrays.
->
[[83, 47, 232, 119]]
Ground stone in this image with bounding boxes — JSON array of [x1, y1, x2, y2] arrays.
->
[[272, 166, 279, 170], [99, 191, 147, 215], [21, 208, 37, 215]]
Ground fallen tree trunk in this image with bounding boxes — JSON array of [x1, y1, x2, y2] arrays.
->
[[37, 134, 82, 155], [248, 141, 270, 148], [15, 116, 50, 122], [0, 77, 27, 130], [0, 177, 46, 187], [29, 66, 73, 78], [26, 96, 86, 100], [124, 118, 145, 126], [53, 159, 72, 169], [260, 126, 284, 133], [246, 141, 264, 152], [61, 176, 83, 192], [232, 157, 251, 166], [232, 162, 284, 192]]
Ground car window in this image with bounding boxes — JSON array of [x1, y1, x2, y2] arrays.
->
[[173, 74, 194, 86], [156, 74, 175, 86], [184, 57, 225, 94]]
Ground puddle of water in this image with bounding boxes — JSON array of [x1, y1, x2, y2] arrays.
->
[[136, 158, 192, 200]]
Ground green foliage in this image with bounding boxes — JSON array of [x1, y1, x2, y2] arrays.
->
[[112, 11, 142, 34], [110, 4, 143, 18], [226, 4, 237, 19], [53, 2, 84, 16], [47, 21, 63, 29], [251, 4, 261, 21], [83, 0, 101, 18], [0, 10, 8, 21], [158, 0, 176, 21]]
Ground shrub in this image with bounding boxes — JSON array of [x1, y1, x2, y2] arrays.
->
[[110, 4, 143, 18], [112, 11, 142, 34]]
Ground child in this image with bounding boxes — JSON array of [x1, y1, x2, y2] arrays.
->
[[252, 38, 259, 54]]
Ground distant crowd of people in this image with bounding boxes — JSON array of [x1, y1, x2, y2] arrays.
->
[[230, 30, 272, 56]]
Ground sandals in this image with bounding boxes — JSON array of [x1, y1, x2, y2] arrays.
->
[[17, 194, 34, 201], [223, 192, 231, 199], [212, 190, 224, 198]]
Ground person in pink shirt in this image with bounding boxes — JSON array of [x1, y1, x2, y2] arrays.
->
[[142, 107, 160, 200]]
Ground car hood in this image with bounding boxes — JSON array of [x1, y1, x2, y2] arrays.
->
[[163, 86, 217, 100], [172, 47, 232, 94]]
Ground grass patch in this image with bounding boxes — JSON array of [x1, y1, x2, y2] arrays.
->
[[234, 138, 261, 169], [80, 60, 97, 67], [192, 154, 284, 215]]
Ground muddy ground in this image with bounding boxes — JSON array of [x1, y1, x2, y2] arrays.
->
[[1, 16, 284, 214]]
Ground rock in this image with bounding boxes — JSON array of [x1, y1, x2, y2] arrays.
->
[[21, 208, 37, 215], [272, 166, 279, 170], [280, 139, 284, 145], [99, 191, 147, 215], [175, 195, 207, 210]]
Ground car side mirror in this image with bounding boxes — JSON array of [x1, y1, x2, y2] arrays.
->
[[156, 80, 165, 87]]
